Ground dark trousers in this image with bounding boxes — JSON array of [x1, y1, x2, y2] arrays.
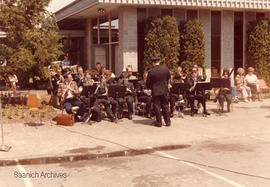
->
[[218, 92, 232, 112], [188, 94, 207, 113], [117, 95, 134, 115], [170, 94, 179, 114], [97, 98, 116, 119], [64, 98, 87, 118], [138, 95, 152, 114], [152, 94, 170, 124]]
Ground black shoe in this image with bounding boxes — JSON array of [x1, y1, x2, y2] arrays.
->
[[152, 121, 162, 127], [128, 115, 133, 120], [117, 113, 123, 119], [203, 111, 211, 115], [110, 116, 116, 123], [190, 112, 194, 117], [165, 121, 171, 126], [170, 113, 174, 118]]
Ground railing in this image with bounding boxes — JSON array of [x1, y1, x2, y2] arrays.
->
[[101, 0, 270, 9], [170, 0, 270, 9]]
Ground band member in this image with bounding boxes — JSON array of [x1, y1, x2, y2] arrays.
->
[[57, 72, 90, 122], [169, 72, 180, 117], [50, 67, 64, 95], [185, 67, 210, 116], [146, 57, 171, 127], [82, 70, 95, 87], [215, 68, 232, 112], [136, 72, 152, 118], [95, 76, 117, 122], [94, 62, 102, 76], [74, 66, 84, 86], [174, 66, 185, 82], [126, 65, 137, 80], [118, 72, 135, 120]]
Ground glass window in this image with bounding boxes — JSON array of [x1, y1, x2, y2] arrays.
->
[[211, 11, 221, 77], [187, 10, 198, 21], [161, 9, 172, 16], [256, 12, 265, 20], [234, 12, 243, 71]]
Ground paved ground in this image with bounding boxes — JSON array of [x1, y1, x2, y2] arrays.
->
[[0, 98, 269, 186]]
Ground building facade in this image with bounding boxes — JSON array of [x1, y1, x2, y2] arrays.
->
[[55, 0, 270, 79]]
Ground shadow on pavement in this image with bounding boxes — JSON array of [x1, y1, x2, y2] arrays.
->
[[132, 119, 154, 126], [260, 106, 270, 109], [24, 122, 45, 127], [265, 115, 270, 118]]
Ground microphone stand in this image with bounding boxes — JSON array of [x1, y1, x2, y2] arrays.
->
[[0, 94, 11, 152]]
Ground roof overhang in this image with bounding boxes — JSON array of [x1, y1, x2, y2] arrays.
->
[[55, 0, 270, 22]]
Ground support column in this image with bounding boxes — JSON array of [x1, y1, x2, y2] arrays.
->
[[118, 7, 138, 76], [174, 8, 186, 25], [199, 10, 211, 81], [108, 12, 112, 70], [86, 18, 93, 69], [97, 16, 100, 45], [222, 11, 234, 80]]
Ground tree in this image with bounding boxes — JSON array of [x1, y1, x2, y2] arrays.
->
[[0, 0, 63, 87], [247, 18, 270, 84], [143, 16, 180, 71], [180, 19, 206, 77]]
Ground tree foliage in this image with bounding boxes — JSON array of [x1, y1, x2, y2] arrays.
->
[[180, 19, 206, 77], [143, 16, 180, 71], [0, 0, 63, 86], [247, 18, 270, 84]]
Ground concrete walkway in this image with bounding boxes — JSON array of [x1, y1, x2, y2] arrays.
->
[[0, 98, 269, 166]]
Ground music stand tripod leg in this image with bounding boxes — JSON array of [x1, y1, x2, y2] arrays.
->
[[0, 97, 11, 152]]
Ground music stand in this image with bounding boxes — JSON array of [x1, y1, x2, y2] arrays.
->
[[194, 82, 212, 91], [128, 79, 139, 88], [108, 85, 127, 98], [171, 83, 190, 94], [210, 78, 231, 89], [0, 96, 11, 152], [82, 84, 98, 97]]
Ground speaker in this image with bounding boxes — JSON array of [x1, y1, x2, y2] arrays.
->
[[0, 59, 7, 66]]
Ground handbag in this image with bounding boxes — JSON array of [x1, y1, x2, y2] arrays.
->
[[56, 114, 74, 126]]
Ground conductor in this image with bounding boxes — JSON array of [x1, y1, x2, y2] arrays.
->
[[146, 57, 171, 127]]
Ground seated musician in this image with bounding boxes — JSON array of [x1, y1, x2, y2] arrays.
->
[[105, 70, 117, 85], [174, 66, 185, 82], [95, 76, 117, 122], [136, 72, 152, 118], [74, 66, 84, 86], [215, 68, 232, 112], [185, 67, 210, 116], [57, 72, 90, 122], [50, 67, 64, 95], [82, 70, 95, 87], [118, 72, 135, 120], [126, 65, 137, 80], [169, 72, 182, 117]]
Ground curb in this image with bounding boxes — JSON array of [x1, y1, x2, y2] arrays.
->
[[0, 144, 190, 167]]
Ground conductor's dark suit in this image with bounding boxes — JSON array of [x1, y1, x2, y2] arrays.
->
[[146, 65, 171, 126]]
